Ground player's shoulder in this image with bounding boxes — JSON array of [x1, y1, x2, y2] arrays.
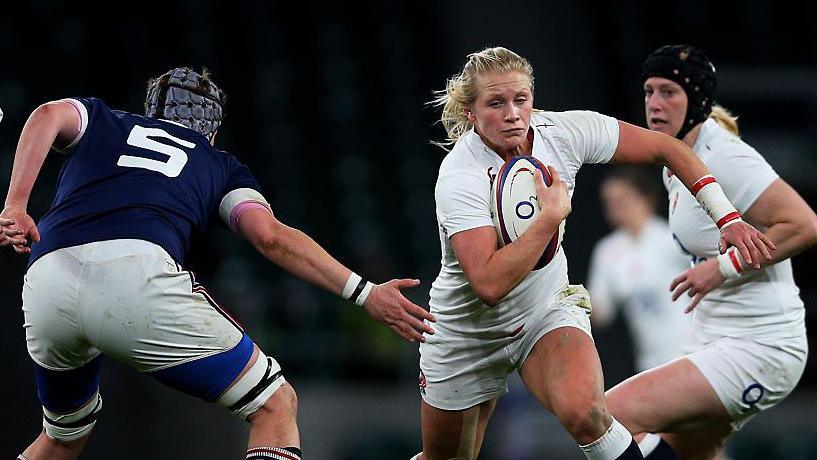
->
[[594, 230, 627, 254], [699, 120, 764, 163], [532, 109, 613, 127], [61, 97, 110, 119], [438, 133, 482, 175]]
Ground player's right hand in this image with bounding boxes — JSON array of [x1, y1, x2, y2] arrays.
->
[[719, 220, 775, 270], [363, 278, 436, 343], [0, 205, 40, 254], [534, 166, 571, 223]]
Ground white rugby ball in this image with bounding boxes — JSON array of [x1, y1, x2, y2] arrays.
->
[[490, 155, 561, 269]]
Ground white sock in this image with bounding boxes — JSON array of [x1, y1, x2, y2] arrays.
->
[[580, 417, 634, 460], [638, 433, 662, 456]]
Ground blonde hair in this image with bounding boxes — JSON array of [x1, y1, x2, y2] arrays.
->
[[430, 47, 534, 149], [708, 104, 739, 135]]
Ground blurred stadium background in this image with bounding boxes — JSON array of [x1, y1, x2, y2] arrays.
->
[[1, 1, 816, 458]]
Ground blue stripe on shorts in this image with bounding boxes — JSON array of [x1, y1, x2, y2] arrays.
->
[[150, 333, 255, 401]]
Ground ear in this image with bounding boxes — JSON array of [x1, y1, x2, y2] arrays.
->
[[465, 107, 476, 124]]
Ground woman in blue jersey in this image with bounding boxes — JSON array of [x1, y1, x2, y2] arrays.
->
[[412, 47, 773, 460], [606, 45, 817, 460], [0, 67, 435, 460]]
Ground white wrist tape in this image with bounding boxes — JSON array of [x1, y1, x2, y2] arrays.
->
[[342, 272, 363, 299], [717, 247, 745, 280], [691, 175, 741, 229], [343, 272, 374, 306]]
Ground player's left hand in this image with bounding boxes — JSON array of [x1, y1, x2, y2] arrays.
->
[[0, 205, 40, 254], [670, 259, 725, 313], [719, 220, 774, 270]]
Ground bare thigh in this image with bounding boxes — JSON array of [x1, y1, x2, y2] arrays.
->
[[421, 398, 497, 460], [519, 326, 610, 444], [606, 357, 731, 435]]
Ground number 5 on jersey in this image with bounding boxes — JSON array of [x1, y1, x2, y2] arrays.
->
[[118, 125, 195, 177]]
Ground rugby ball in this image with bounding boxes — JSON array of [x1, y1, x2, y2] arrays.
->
[[490, 155, 561, 270]]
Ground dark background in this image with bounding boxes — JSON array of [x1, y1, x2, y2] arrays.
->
[[1, 1, 816, 458]]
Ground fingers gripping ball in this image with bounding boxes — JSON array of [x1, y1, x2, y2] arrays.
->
[[490, 155, 562, 269]]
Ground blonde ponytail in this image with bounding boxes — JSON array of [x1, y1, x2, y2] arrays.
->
[[709, 105, 739, 136]]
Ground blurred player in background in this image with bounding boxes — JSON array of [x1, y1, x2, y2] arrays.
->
[[606, 45, 817, 460], [411, 46, 773, 460], [588, 166, 690, 372], [0, 67, 434, 460]]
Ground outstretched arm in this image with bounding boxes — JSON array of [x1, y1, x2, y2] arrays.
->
[[1, 101, 80, 253], [235, 207, 435, 342], [611, 121, 775, 267]]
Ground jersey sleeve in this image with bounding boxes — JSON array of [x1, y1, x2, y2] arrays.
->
[[558, 111, 620, 165], [706, 142, 779, 214], [218, 158, 272, 232], [53, 98, 92, 154], [435, 170, 493, 238]]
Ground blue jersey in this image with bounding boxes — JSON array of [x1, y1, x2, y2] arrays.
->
[[29, 98, 264, 266]]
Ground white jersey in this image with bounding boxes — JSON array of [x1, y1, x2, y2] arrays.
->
[[664, 119, 805, 338], [430, 111, 619, 335], [588, 217, 692, 370]]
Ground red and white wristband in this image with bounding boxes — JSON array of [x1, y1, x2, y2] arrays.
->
[[717, 247, 745, 280], [343, 272, 374, 307], [691, 175, 742, 230]]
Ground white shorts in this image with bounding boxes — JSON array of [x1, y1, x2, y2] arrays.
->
[[419, 292, 592, 411], [685, 328, 808, 430], [23, 239, 244, 373]]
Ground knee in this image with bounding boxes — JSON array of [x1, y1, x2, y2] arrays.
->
[[42, 392, 102, 443], [555, 400, 610, 443], [254, 383, 298, 420], [605, 386, 643, 435]]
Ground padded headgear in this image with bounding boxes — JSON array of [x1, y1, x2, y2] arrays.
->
[[642, 45, 717, 139], [145, 67, 224, 139]]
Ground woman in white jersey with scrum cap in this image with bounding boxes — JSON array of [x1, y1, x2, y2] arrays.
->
[[606, 45, 817, 460], [410, 46, 773, 460]]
